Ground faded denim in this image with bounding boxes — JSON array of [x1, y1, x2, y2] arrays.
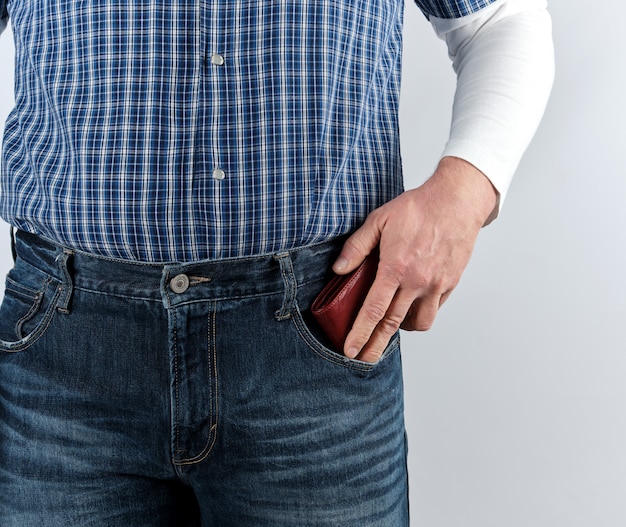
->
[[0, 230, 408, 526]]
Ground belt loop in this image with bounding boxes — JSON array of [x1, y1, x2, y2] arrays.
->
[[273, 251, 297, 321], [55, 248, 75, 314], [10, 226, 16, 263]]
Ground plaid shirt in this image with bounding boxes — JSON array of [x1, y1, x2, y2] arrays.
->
[[0, 0, 496, 262]]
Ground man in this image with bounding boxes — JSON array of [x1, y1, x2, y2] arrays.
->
[[0, 0, 553, 525]]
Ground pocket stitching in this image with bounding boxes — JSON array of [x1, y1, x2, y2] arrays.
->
[[5, 276, 40, 298], [0, 280, 62, 353], [290, 303, 399, 372], [14, 276, 51, 339]]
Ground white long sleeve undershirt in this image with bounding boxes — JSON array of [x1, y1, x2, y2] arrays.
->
[[430, 0, 555, 221]]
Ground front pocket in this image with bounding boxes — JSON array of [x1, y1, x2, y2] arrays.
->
[[291, 301, 400, 373], [0, 265, 62, 352]]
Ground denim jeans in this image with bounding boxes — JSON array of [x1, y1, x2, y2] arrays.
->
[[0, 231, 408, 526]]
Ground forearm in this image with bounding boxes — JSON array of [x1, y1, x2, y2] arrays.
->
[[432, 0, 555, 222]]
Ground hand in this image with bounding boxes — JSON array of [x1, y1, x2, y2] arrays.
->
[[332, 157, 498, 363]]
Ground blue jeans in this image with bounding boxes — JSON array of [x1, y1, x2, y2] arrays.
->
[[0, 231, 408, 526]]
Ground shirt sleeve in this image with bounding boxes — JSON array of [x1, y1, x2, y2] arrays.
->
[[0, 0, 9, 36], [430, 0, 555, 222], [415, 0, 500, 20]]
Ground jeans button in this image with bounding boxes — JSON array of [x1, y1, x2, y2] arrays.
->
[[170, 274, 190, 294]]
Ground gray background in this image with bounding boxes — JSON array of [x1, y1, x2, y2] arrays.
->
[[1, 1, 624, 525]]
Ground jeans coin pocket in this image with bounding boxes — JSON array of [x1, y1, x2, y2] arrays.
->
[[0, 264, 62, 351]]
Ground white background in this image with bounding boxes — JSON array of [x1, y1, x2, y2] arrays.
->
[[1, 2, 625, 525]]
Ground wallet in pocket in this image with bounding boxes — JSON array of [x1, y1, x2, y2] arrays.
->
[[310, 250, 379, 352]]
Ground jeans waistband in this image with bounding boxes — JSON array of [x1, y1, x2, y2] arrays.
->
[[13, 230, 344, 307]]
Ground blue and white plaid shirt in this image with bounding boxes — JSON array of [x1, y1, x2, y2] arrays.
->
[[0, 0, 495, 262]]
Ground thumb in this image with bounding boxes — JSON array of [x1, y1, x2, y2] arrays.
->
[[333, 216, 382, 275]]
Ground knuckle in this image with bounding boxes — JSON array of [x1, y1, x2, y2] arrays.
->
[[412, 274, 429, 290], [363, 303, 387, 324], [378, 315, 402, 335], [381, 260, 409, 283], [380, 258, 430, 290], [379, 261, 421, 291], [414, 271, 448, 294], [430, 277, 448, 295], [343, 237, 370, 260], [367, 207, 384, 222]]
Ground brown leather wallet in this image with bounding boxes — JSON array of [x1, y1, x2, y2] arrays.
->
[[310, 250, 379, 352]]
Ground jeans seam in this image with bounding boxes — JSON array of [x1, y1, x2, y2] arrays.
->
[[291, 311, 374, 372], [173, 301, 219, 467], [6, 275, 40, 296], [72, 285, 162, 303], [274, 253, 297, 320], [55, 250, 74, 314], [290, 303, 401, 372], [171, 308, 181, 460], [15, 278, 49, 339], [167, 289, 284, 307], [0, 284, 63, 353]]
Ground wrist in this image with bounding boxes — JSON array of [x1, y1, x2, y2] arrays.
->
[[430, 156, 499, 226]]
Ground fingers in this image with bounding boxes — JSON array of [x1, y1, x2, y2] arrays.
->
[[400, 294, 444, 332], [347, 288, 446, 363], [332, 215, 382, 275], [347, 285, 419, 363], [343, 251, 442, 359], [344, 259, 455, 362], [330, 168, 487, 362]]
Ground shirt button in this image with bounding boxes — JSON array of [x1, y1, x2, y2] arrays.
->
[[213, 168, 226, 180], [210, 54, 225, 66], [170, 274, 190, 294]]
